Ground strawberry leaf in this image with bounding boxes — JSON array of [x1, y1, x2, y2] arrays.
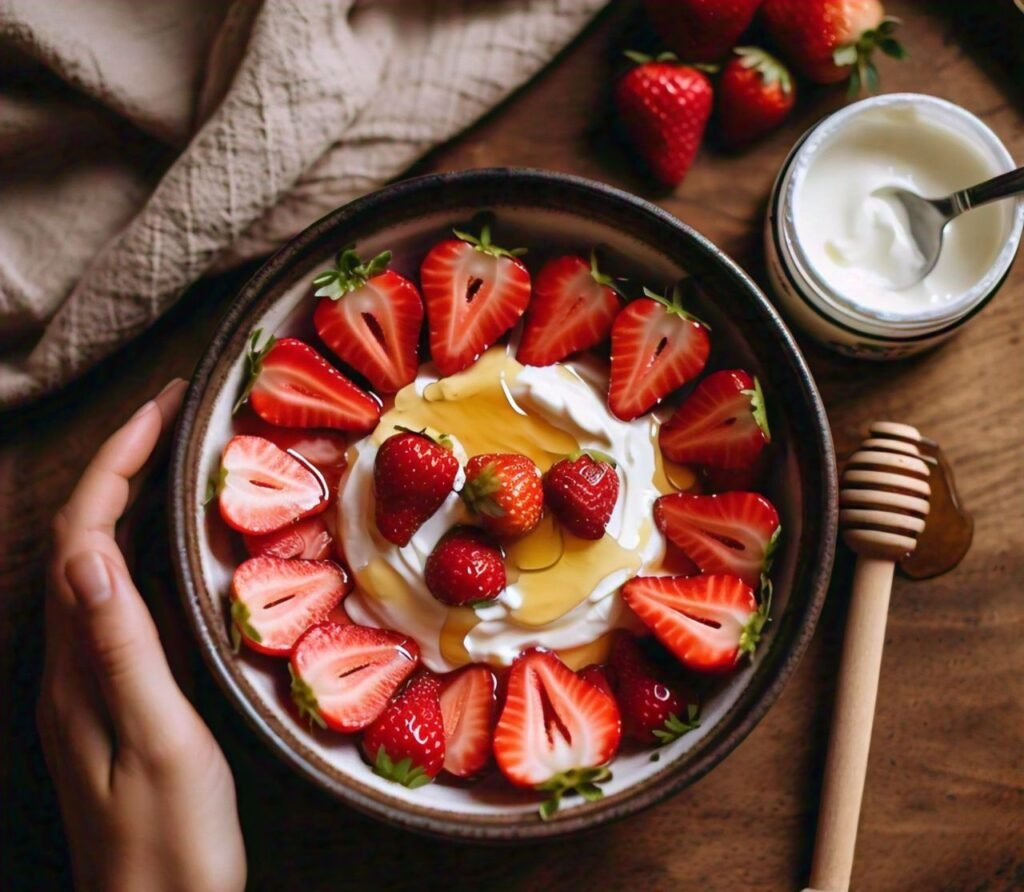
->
[[652, 702, 701, 745], [289, 664, 327, 730], [313, 246, 392, 299], [233, 329, 276, 414], [452, 224, 527, 260], [535, 765, 612, 820], [230, 599, 262, 645], [742, 377, 771, 441], [203, 466, 227, 507]]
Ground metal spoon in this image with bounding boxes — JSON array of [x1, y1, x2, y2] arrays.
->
[[872, 165, 1024, 289]]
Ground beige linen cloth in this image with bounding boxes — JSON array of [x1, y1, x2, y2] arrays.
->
[[0, 0, 605, 407]]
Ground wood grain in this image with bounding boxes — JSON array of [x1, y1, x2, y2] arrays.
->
[[2, 2, 1022, 889]]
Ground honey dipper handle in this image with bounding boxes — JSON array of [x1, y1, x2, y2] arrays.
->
[[809, 557, 896, 892]]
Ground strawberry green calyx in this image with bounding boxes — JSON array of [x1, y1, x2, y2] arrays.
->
[[739, 584, 772, 659], [763, 525, 782, 572], [233, 328, 276, 414], [734, 46, 793, 94], [653, 703, 701, 746], [460, 464, 505, 519], [835, 16, 907, 97], [289, 664, 327, 730], [742, 376, 771, 441], [623, 50, 717, 74], [230, 600, 262, 653], [393, 425, 454, 451], [451, 224, 527, 260], [536, 765, 612, 821], [371, 745, 434, 789], [203, 466, 228, 508], [589, 248, 627, 298], [313, 246, 392, 300], [642, 284, 711, 330], [568, 448, 617, 469]]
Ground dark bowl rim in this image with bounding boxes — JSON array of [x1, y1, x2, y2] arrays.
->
[[169, 166, 837, 843]]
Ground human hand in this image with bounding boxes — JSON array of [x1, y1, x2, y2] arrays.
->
[[39, 380, 246, 892]]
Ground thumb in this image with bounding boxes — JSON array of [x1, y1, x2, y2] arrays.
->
[[65, 550, 198, 760]]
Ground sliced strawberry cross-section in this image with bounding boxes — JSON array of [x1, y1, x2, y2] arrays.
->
[[229, 557, 351, 656], [439, 665, 498, 778], [289, 622, 420, 732], [243, 515, 334, 561], [621, 574, 768, 673], [494, 649, 621, 820], [217, 434, 328, 536]]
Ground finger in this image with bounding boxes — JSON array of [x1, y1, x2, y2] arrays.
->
[[65, 549, 198, 764]]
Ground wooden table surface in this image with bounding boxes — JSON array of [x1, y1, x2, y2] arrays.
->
[[3, 2, 1022, 889]]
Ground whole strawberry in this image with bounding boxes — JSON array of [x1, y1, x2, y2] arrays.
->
[[610, 632, 700, 745], [717, 47, 795, 149], [425, 527, 506, 607], [761, 0, 906, 90], [544, 451, 620, 540], [643, 0, 764, 63], [362, 672, 446, 788], [374, 429, 459, 546], [461, 453, 543, 538], [615, 53, 714, 188]]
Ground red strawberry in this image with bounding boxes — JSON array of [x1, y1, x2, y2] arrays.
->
[[374, 429, 460, 546], [517, 253, 621, 367], [229, 557, 351, 656], [761, 0, 905, 89], [494, 649, 622, 819], [216, 435, 328, 535], [462, 453, 544, 538], [608, 286, 710, 420], [622, 575, 767, 672], [578, 664, 615, 699], [642, 0, 764, 63], [244, 425, 349, 496], [654, 490, 781, 586], [543, 451, 620, 541], [236, 333, 381, 432], [615, 54, 714, 188], [439, 665, 498, 778], [610, 633, 700, 745], [700, 459, 766, 494], [659, 369, 770, 469], [290, 622, 419, 732], [243, 515, 333, 561], [425, 527, 506, 607], [312, 247, 424, 394], [362, 672, 446, 787], [717, 47, 796, 149], [420, 224, 531, 377]]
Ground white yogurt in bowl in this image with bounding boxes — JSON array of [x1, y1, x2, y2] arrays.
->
[[766, 94, 1023, 359]]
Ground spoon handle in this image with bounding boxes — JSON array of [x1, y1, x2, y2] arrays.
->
[[951, 165, 1024, 215]]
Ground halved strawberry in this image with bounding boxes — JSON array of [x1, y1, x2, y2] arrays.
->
[[243, 515, 333, 561], [312, 247, 424, 393], [608, 286, 710, 420], [229, 557, 351, 656], [362, 672, 445, 788], [247, 426, 349, 497], [439, 665, 498, 778], [621, 574, 767, 672], [420, 224, 531, 376], [517, 253, 622, 367], [217, 435, 328, 535], [235, 333, 381, 432], [659, 370, 770, 469], [654, 491, 781, 586], [290, 622, 419, 732], [493, 649, 621, 819]]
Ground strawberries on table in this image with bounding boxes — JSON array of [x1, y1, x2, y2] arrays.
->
[[236, 333, 381, 432], [517, 252, 622, 367], [643, 0, 764, 63], [461, 453, 544, 538], [217, 434, 328, 535], [420, 224, 531, 377], [229, 557, 351, 656], [608, 285, 710, 420], [659, 369, 770, 469], [290, 622, 419, 732], [622, 575, 767, 672], [313, 247, 424, 394], [374, 429, 460, 547], [761, 0, 905, 90], [439, 665, 498, 778], [544, 450, 620, 541], [425, 527, 506, 607], [717, 47, 796, 148], [494, 649, 621, 819], [654, 491, 781, 586], [362, 672, 446, 788], [614, 53, 714, 188]]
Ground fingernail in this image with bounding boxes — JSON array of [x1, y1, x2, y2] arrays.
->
[[66, 552, 112, 608], [157, 378, 187, 398], [130, 400, 157, 421]]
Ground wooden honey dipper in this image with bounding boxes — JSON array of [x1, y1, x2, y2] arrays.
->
[[805, 422, 932, 892]]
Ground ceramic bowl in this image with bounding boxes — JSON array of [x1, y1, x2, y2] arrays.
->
[[170, 168, 837, 841]]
